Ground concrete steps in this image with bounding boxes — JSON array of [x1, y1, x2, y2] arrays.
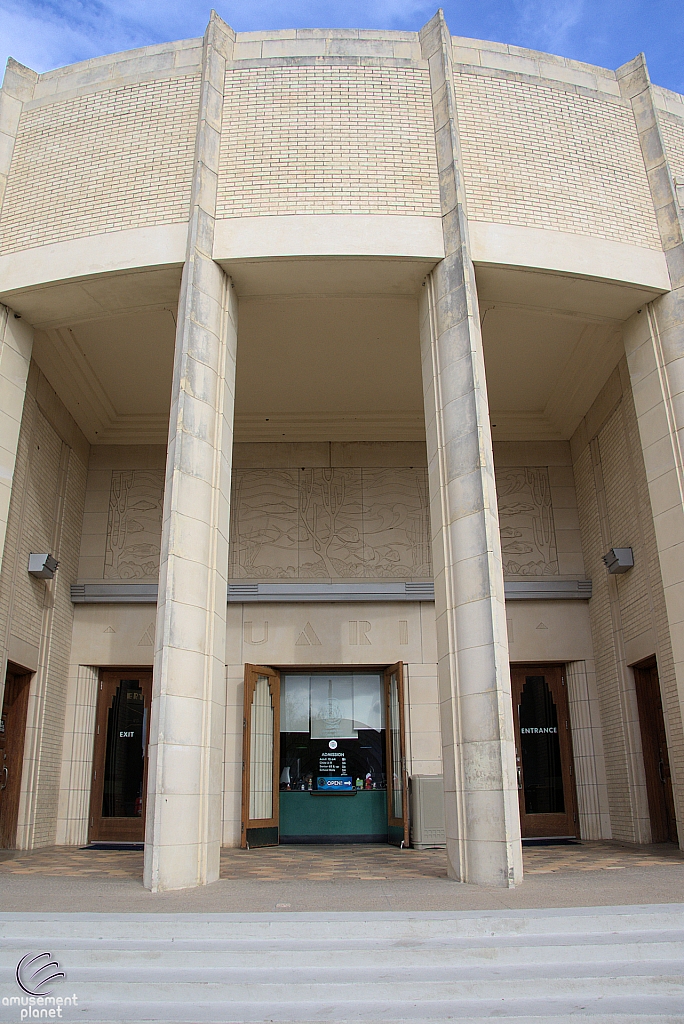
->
[[1, 905, 682, 1022]]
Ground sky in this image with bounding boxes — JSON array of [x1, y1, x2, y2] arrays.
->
[[0, 0, 683, 95]]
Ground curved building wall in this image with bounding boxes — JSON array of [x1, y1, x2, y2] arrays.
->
[[0, 28, 681, 267], [453, 70, 661, 250], [0, 42, 201, 256], [217, 64, 440, 218]]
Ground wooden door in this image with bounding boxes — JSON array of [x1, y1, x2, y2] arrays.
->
[[242, 664, 280, 849], [384, 662, 409, 847], [634, 657, 678, 843], [0, 665, 31, 849], [511, 664, 578, 839], [89, 669, 152, 843]]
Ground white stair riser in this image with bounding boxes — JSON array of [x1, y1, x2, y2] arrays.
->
[[1, 941, 682, 969], [2, 995, 681, 1023], [3, 912, 684, 942], [4, 976, 681, 1001]]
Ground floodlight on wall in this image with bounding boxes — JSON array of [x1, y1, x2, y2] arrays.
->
[[28, 553, 58, 579], [602, 547, 634, 574]]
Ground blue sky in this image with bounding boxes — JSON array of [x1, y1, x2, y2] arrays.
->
[[1, 1, 682, 94]]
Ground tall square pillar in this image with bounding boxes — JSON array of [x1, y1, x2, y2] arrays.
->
[[144, 14, 236, 891], [618, 56, 684, 842], [419, 12, 522, 887]]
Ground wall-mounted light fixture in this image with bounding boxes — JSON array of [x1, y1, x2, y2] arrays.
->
[[602, 547, 633, 574], [28, 553, 59, 579]]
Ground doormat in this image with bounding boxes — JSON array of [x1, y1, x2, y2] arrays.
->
[[522, 837, 581, 846], [81, 842, 144, 851]]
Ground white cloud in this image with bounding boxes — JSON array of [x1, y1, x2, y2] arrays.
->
[[0, 0, 438, 77], [510, 0, 586, 54]]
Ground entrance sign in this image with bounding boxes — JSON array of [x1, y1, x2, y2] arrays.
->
[[242, 665, 280, 848], [385, 663, 409, 847], [510, 664, 578, 838]]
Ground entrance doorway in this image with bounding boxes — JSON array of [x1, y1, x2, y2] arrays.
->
[[0, 663, 31, 848], [510, 664, 578, 839], [241, 664, 409, 849], [88, 669, 152, 843], [633, 656, 678, 844]]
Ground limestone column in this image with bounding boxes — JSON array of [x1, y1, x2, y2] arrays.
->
[[618, 56, 684, 840], [144, 13, 236, 891], [418, 12, 522, 886], [0, 59, 37, 582]]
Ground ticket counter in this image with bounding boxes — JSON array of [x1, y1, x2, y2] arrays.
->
[[241, 665, 408, 848]]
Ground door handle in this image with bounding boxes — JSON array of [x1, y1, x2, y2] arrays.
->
[[517, 767, 523, 791], [0, 766, 7, 790], [658, 759, 666, 784]]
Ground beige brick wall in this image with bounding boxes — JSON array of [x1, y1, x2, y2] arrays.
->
[[0, 362, 88, 847], [572, 362, 684, 842], [454, 71, 662, 251], [217, 64, 440, 218], [0, 74, 199, 254]]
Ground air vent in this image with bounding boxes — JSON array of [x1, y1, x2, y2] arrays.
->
[[405, 582, 435, 600]]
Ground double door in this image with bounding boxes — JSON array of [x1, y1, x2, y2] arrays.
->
[[89, 669, 152, 843], [511, 664, 578, 839], [241, 663, 409, 848]]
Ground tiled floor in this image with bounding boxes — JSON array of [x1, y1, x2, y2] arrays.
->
[[0, 839, 682, 882]]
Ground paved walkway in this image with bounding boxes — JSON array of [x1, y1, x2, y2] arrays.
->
[[1, 841, 683, 913]]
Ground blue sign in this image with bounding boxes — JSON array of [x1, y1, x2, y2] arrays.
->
[[317, 775, 353, 791]]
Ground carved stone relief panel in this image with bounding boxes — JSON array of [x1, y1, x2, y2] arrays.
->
[[229, 469, 299, 579], [361, 468, 431, 577], [104, 470, 164, 579], [229, 467, 432, 580], [299, 468, 364, 578], [101, 464, 559, 582], [495, 466, 559, 576]]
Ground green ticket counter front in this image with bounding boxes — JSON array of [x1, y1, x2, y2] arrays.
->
[[280, 790, 388, 844], [242, 666, 409, 849]]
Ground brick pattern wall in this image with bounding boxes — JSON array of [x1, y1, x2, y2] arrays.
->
[[573, 372, 684, 842], [661, 111, 684, 183], [0, 365, 88, 847], [0, 76, 200, 254], [573, 441, 632, 836], [217, 65, 441, 218], [454, 72, 662, 251]]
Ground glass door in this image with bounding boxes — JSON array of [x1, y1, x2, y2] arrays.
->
[[510, 664, 577, 838], [89, 670, 152, 842], [242, 664, 280, 848], [384, 662, 409, 847]]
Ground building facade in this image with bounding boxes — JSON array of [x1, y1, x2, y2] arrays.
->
[[0, 11, 683, 891]]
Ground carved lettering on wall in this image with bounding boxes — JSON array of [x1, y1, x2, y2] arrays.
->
[[137, 622, 155, 647], [295, 622, 322, 646], [495, 467, 559, 577], [229, 467, 431, 580], [244, 621, 269, 645], [105, 470, 164, 580], [349, 620, 372, 645]]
